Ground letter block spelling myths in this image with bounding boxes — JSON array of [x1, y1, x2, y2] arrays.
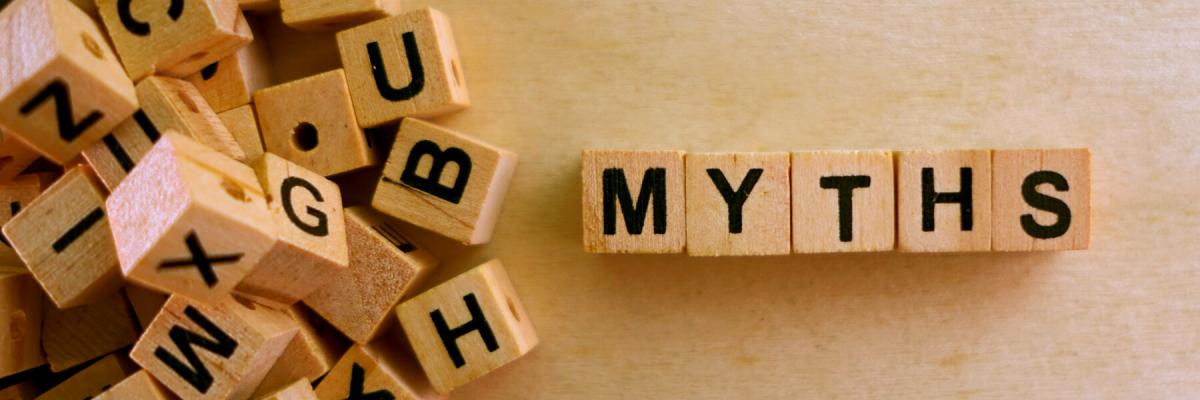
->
[[991, 149, 1090, 251], [685, 152, 791, 256], [792, 150, 896, 253], [582, 150, 686, 254]]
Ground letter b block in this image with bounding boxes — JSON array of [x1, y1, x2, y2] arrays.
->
[[582, 150, 686, 253], [992, 149, 1090, 251], [896, 150, 992, 252], [397, 259, 538, 394]]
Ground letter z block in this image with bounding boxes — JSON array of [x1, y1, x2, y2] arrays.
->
[[792, 150, 895, 253], [0, 267, 44, 379], [896, 149, 992, 252], [685, 152, 790, 256], [581, 150, 686, 254], [397, 259, 538, 394], [0, 0, 138, 164], [372, 119, 516, 245], [315, 343, 442, 400], [96, 0, 252, 80], [253, 69, 375, 176], [992, 148, 1091, 251]]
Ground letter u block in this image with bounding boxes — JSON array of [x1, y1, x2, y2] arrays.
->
[[992, 149, 1090, 251], [0, 0, 138, 164], [96, 0, 252, 80], [372, 118, 517, 245], [581, 150, 686, 254], [896, 149, 992, 252]]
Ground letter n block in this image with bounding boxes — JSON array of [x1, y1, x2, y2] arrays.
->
[[107, 133, 276, 303], [992, 149, 1091, 251], [0, 0, 138, 164], [96, 0, 252, 80], [581, 150, 685, 253], [253, 69, 375, 176], [337, 7, 469, 127], [397, 259, 538, 394], [131, 295, 299, 400], [685, 152, 790, 256], [0, 267, 44, 379], [315, 343, 442, 400], [791, 150, 895, 253], [373, 118, 517, 245], [896, 150, 992, 252]]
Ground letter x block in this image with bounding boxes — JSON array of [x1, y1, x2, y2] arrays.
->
[[131, 295, 299, 400], [791, 150, 895, 253], [315, 343, 442, 400], [372, 119, 517, 245], [685, 152, 790, 256], [992, 148, 1091, 251], [896, 150, 992, 252], [0, 0, 138, 164], [0, 267, 44, 379], [107, 132, 276, 303], [96, 0, 252, 80], [581, 150, 686, 254], [253, 69, 376, 176]]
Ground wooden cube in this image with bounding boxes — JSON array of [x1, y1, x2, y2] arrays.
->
[[281, 0, 399, 31], [107, 133, 276, 303], [42, 290, 139, 372], [3, 166, 122, 308], [259, 379, 316, 399], [261, 13, 341, 84], [131, 295, 299, 400], [582, 150, 686, 254], [217, 105, 265, 162], [94, 370, 175, 400], [397, 259, 537, 394], [314, 343, 442, 400], [992, 148, 1091, 251], [183, 28, 274, 113], [336, 8, 469, 127], [303, 207, 438, 344], [0, 172, 55, 260], [235, 153, 348, 306], [896, 149, 992, 252], [34, 354, 137, 400], [137, 76, 247, 161], [126, 284, 168, 331], [792, 150, 896, 253], [685, 152, 790, 256], [251, 304, 349, 398], [80, 109, 162, 190], [254, 69, 375, 176], [0, 129, 40, 183], [0, 267, 44, 379], [372, 119, 516, 245], [96, 0, 252, 80], [0, 0, 138, 164]]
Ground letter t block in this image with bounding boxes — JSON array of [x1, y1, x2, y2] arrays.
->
[[581, 150, 686, 254]]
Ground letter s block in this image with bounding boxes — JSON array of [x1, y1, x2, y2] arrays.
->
[[992, 149, 1090, 251], [396, 259, 538, 394], [0, 0, 138, 164], [581, 150, 686, 254], [96, 0, 252, 81], [372, 119, 517, 245], [685, 152, 790, 256], [896, 150, 992, 252]]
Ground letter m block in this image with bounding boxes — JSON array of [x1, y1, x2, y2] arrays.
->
[[581, 150, 686, 254]]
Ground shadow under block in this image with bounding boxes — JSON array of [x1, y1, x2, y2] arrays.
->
[[895, 149, 992, 252], [251, 304, 349, 398], [107, 133, 276, 303], [0, 268, 44, 379], [217, 105, 265, 162], [581, 150, 686, 254], [0, 0, 138, 164], [336, 7, 469, 128], [0, 130, 39, 183], [96, 0, 252, 80], [235, 153, 349, 306], [397, 259, 538, 394], [34, 354, 137, 400], [94, 370, 177, 400], [0, 381, 37, 400], [253, 69, 375, 176], [259, 379, 316, 399], [992, 148, 1091, 251], [372, 119, 517, 245], [184, 27, 275, 113], [281, 0, 400, 31], [304, 207, 439, 344], [314, 343, 442, 400], [685, 152, 790, 256], [42, 290, 139, 372], [3, 166, 122, 308], [131, 295, 299, 400], [792, 150, 896, 253]]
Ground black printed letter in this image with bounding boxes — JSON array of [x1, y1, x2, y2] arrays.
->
[[1020, 171, 1072, 239], [707, 168, 762, 234], [921, 167, 973, 231], [390, 140, 471, 204], [346, 363, 394, 400], [819, 175, 871, 242], [118, 0, 183, 36], [367, 32, 425, 101], [153, 306, 237, 394], [281, 177, 328, 236], [19, 80, 103, 143], [430, 293, 498, 368], [602, 168, 667, 235]]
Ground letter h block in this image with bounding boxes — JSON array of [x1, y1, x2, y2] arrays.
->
[[397, 259, 538, 394], [581, 150, 686, 254], [992, 148, 1090, 251], [373, 118, 517, 245], [896, 149, 992, 252]]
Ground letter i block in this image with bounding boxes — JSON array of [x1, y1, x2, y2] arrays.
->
[[107, 132, 276, 303], [42, 290, 139, 372], [581, 150, 686, 254], [304, 207, 439, 344], [373, 119, 517, 245], [94, 370, 175, 400], [896, 150, 992, 252], [3, 166, 123, 308], [397, 259, 538, 394], [131, 295, 299, 400], [0, 0, 138, 164], [254, 69, 376, 176], [96, 0, 252, 80], [235, 153, 349, 306], [0, 130, 40, 182], [0, 267, 44, 379], [337, 7, 469, 127], [183, 28, 274, 113], [792, 150, 896, 253], [282, 0, 400, 31], [992, 149, 1091, 251], [315, 343, 443, 400], [685, 152, 790, 256]]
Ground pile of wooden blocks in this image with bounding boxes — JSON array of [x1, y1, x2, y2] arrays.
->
[[0, 0, 536, 399]]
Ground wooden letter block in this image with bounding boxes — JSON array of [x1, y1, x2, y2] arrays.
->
[[372, 119, 516, 245], [896, 149, 992, 252], [685, 152, 790, 256], [34, 354, 137, 400], [0, 173, 54, 265], [107, 133, 276, 303], [0, 268, 44, 379], [218, 105, 265, 162], [184, 32, 275, 113], [126, 284, 168, 331], [304, 207, 438, 344], [253, 69, 375, 176], [131, 295, 299, 400], [3, 166, 122, 308], [235, 153, 348, 306], [281, 0, 400, 31], [792, 150, 896, 253], [42, 290, 139, 372], [397, 260, 538, 394], [138, 76, 247, 161], [94, 370, 176, 400], [251, 304, 349, 398], [314, 343, 442, 400], [992, 148, 1091, 251], [0, 0, 138, 164], [581, 150, 686, 254], [0, 130, 39, 183], [259, 379, 316, 400], [81, 109, 162, 190], [96, 0, 252, 80], [336, 8, 469, 127]]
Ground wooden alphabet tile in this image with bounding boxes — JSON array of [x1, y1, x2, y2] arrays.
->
[[582, 150, 686, 254], [0, 172, 55, 265], [42, 289, 140, 372], [184, 28, 275, 114], [895, 149, 992, 252], [258, 378, 317, 399], [0, 267, 44, 379], [254, 69, 375, 176], [0, 129, 40, 183], [81, 109, 163, 190], [250, 304, 349, 398], [34, 354, 137, 400], [792, 150, 896, 253], [685, 152, 790, 256], [217, 105, 265, 162], [96, 0, 252, 80], [126, 284, 169, 331], [138, 76, 247, 161], [992, 148, 1091, 251]]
